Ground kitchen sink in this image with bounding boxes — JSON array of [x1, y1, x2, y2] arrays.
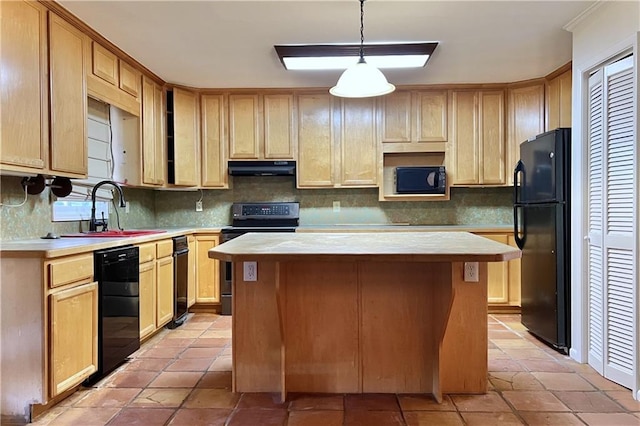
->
[[62, 230, 167, 238]]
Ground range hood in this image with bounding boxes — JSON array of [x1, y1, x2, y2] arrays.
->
[[228, 160, 296, 176]]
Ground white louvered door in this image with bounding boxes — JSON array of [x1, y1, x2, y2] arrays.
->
[[586, 55, 637, 391]]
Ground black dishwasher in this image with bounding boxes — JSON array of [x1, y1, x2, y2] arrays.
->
[[86, 245, 140, 385], [167, 235, 189, 329]]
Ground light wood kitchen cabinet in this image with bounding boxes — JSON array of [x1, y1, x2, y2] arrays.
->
[[475, 232, 521, 308], [49, 282, 98, 397], [187, 236, 196, 307], [0, 4, 87, 178], [141, 76, 166, 186], [449, 90, 505, 186], [156, 240, 175, 327], [297, 93, 377, 188], [378, 90, 448, 152], [228, 93, 295, 160], [168, 87, 200, 186], [91, 42, 118, 85], [138, 242, 157, 339], [339, 97, 378, 186], [546, 69, 572, 130], [0, 1, 48, 173], [49, 12, 88, 177], [119, 60, 140, 98], [201, 94, 228, 187], [195, 234, 221, 304], [297, 93, 335, 187], [507, 82, 545, 185]]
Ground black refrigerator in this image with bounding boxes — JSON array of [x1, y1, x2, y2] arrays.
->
[[513, 128, 570, 354]]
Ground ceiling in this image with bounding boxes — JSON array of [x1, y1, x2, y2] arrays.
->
[[59, 0, 595, 89]]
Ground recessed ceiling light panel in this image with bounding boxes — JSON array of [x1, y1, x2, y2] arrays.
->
[[274, 42, 438, 71]]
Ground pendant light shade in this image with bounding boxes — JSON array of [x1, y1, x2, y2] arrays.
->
[[330, 0, 395, 98], [329, 59, 395, 98]]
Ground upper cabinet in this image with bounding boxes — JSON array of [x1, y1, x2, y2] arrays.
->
[[297, 93, 377, 188], [546, 69, 572, 130], [201, 94, 228, 188], [141, 76, 166, 186], [228, 93, 295, 160], [87, 40, 140, 116], [0, 0, 48, 173], [449, 89, 505, 186], [0, 4, 88, 178], [506, 82, 545, 185], [378, 90, 448, 153], [167, 87, 200, 186]]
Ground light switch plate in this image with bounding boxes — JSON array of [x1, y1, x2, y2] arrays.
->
[[333, 201, 341, 212], [243, 261, 257, 282]]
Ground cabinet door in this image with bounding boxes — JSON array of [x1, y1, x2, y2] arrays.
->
[[379, 91, 412, 143], [340, 98, 377, 186], [297, 94, 335, 187], [119, 60, 140, 98], [229, 94, 260, 159], [484, 234, 509, 304], [479, 90, 505, 184], [507, 84, 545, 185], [48, 12, 87, 177], [507, 235, 521, 307], [187, 237, 196, 307], [139, 261, 156, 339], [0, 0, 48, 171], [141, 76, 157, 185], [414, 90, 448, 142], [195, 235, 220, 303], [264, 94, 295, 159], [91, 42, 118, 86], [156, 256, 174, 327], [546, 69, 572, 130], [201, 94, 227, 187], [153, 83, 166, 185], [450, 90, 479, 184], [172, 88, 199, 186], [49, 282, 98, 397]]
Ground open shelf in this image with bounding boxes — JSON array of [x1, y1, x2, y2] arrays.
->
[[379, 152, 450, 202]]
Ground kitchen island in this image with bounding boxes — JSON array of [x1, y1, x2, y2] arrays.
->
[[208, 232, 520, 402]]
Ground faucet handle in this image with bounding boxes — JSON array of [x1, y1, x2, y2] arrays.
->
[[101, 212, 108, 231]]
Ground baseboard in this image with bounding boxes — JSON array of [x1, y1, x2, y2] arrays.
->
[[189, 303, 221, 313], [488, 305, 521, 314]]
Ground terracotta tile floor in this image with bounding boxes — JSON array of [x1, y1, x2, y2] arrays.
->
[[28, 313, 640, 426]]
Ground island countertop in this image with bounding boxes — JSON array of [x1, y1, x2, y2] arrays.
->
[[208, 231, 521, 263]]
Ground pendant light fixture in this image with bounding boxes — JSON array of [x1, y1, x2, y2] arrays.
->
[[329, 0, 395, 98]]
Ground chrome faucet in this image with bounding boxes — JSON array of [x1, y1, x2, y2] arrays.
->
[[89, 180, 126, 232]]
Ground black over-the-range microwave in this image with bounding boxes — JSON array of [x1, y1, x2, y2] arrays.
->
[[395, 166, 446, 194]]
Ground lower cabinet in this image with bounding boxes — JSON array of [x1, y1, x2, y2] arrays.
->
[[475, 232, 521, 308], [195, 234, 220, 304], [49, 281, 98, 397], [187, 236, 196, 307], [137, 239, 175, 339]]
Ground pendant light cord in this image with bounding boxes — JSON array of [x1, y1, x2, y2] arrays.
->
[[359, 0, 365, 61]]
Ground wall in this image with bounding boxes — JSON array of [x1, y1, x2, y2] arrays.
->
[[0, 176, 155, 240], [1, 174, 512, 240], [567, 0, 639, 392], [154, 176, 513, 228]]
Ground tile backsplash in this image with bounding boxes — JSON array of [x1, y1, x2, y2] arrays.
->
[[1, 175, 512, 241]]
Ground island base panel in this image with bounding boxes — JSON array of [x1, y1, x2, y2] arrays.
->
[[232, 260, 488, 398]]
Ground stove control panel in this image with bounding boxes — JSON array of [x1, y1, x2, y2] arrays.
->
[[232, 202, 300, 220]]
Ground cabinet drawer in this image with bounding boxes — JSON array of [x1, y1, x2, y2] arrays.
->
[[156, 239, 174, 258], [48, 254, 94, 288], [138, 243, 156, 263]]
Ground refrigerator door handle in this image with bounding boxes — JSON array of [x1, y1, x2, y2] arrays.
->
[[513, 160, 524, 205], [514, 204, 525, 249]]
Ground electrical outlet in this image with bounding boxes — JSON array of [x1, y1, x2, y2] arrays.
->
[[195, 200, 203, 212], [333, 201, 341, 212], [243, 261, 257, 282], [464, 262, 479, 282], [125, 201, 130, 214]]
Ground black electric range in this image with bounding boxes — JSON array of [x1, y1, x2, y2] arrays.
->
[[219, 202, 299, 314]]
